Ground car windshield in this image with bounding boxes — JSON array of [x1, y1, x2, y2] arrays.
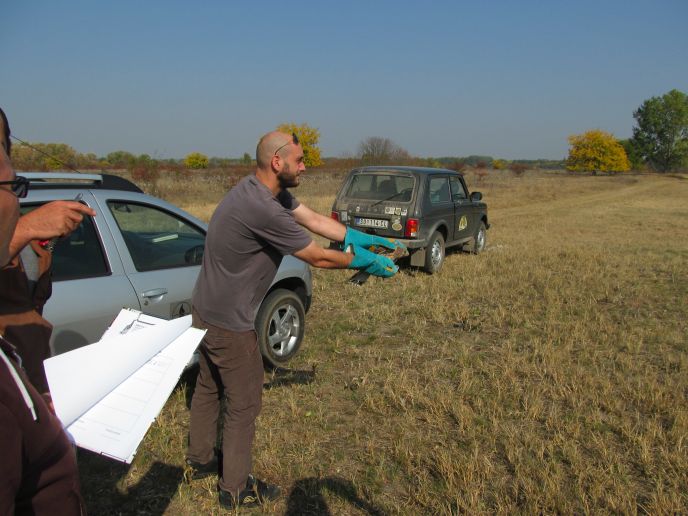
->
[[344, 174, 414, 202]]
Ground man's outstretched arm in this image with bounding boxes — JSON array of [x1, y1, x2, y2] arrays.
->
[[292, 204, 346, 242], [293, 241, 352, 269]]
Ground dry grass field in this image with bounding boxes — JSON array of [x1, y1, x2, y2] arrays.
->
[[77, 168, 687, 515]]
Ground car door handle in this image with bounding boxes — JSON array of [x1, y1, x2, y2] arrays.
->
[[141, 288, 168, 299]]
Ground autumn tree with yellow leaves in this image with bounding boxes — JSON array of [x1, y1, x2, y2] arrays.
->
[[277, 122, 323, 167], [566, 130, 630, 174]]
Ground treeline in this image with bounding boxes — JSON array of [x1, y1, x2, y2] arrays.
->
[[11, 143, 251, 172], [434, 156, 564, 169]]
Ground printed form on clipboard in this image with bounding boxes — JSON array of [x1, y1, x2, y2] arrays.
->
[[44, 308, 206, 464]]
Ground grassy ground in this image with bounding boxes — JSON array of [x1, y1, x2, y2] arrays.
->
[[77, 169, 687, 514]]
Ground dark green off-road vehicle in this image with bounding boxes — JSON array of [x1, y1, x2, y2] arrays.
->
[[330, 166, 489, 273]]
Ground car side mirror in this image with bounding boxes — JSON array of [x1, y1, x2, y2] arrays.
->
[[470, 191, 482, 202]]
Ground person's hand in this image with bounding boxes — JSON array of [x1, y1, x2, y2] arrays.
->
[[343, 227, 405, 254], [347, 244, 398, 278], [16, 200, 96, 241]]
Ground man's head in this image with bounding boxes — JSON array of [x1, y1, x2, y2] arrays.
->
[[255, 131, 306, 190], [0, 108, 19, 267]]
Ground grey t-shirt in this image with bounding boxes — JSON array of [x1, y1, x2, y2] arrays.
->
[[192, 175, 312, 331]]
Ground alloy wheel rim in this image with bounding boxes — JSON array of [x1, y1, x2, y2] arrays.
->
[[267, 303, 301, 357]]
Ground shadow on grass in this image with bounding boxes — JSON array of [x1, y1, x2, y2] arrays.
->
[[263, 365, 317, 390], [285, 476, 384, 515], [181, 362, 317, 409], [77, 451, 183, 515]]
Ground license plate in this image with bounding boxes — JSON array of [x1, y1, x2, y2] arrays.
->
[[355, 217, 388, 229]]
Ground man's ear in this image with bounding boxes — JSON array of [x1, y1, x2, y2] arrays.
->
[[271, 153, 282, 172]]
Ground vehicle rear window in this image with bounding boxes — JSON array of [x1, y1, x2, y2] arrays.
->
[[344, 174, 414, 202], [19, 204, 109, 281]]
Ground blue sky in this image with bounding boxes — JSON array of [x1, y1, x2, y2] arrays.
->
[[2, 0, 687, 160]]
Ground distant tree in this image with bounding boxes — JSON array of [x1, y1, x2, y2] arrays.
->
[[462, 155, 494, 167], [38, 143, 77, 170], [184, 152, 209, 169], [510, 163, 528, 177], [241, 152, 252, 165], [10, 143, 42, 170], [77, 152, 100, 169], [277, 122, 323, 167], [475, 160, 489, 170], [492, 159, 506, 170], [358, 136, 410, 164], [448, 160, 467, 173], [631, 89, 688, 172], [130, 153, 160, 183], [106, 150, 136, 169], [566, 130, 630, 174], [618, 138, 644, 170]]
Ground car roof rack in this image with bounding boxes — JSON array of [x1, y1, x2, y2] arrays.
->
[[18, 172, 143, 193], [354, 166, 460, 175]]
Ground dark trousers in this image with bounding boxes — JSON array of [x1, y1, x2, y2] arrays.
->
[[187, 310, 263, 493]]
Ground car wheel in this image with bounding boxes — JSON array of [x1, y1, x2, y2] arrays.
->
[[255, 288, 305, 368], [424, 231, 445, 274], [470, 221, 487, 254]]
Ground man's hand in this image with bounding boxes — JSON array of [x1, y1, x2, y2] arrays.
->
[[347, 244, 398, 278], [9, 200, 96, 258], [343, 227, 405, 254]]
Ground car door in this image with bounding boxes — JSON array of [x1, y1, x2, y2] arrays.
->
[[425, 174, 453, 237], [23, 191, 143, 355], [95, 193, 206, 321], [449, 175, 473, 242]]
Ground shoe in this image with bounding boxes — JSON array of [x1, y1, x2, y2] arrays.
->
[[218, 474, 281, 509], [185, 456, 218, 480]]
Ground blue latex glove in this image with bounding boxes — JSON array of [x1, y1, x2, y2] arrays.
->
[[347, 244, 398, 278], [344, 227, 405, 253]]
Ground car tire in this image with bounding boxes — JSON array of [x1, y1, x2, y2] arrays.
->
[[424, 231, 445, 274], [255, 288, 305, 368], [468, 221, 487, 254]]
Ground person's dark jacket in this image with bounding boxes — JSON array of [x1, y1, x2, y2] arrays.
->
[[0, 337, 84, 515], [0, 241, 53, 393]]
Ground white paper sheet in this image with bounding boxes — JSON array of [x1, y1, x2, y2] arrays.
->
[[44, 308, 205, 463]]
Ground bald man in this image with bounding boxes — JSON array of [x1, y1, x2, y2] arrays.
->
[[187, 130, 403, 509]]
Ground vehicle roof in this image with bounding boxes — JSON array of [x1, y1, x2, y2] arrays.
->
[[19, 172, 143, 193], [350, 166, 462, 176]]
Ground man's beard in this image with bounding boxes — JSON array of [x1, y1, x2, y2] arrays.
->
[[277, 162, 300, 189]]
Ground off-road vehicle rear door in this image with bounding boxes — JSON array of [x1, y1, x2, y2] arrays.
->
[[449, 175, 474, 241], [341, 172, 415, 239], [425, 174, 453, 235]]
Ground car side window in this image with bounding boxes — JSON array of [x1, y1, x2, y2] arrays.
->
[[107, 201, 206, 272], [450, 176, 467, 201], [428, 176, 450, 204], [20, 204, 109, 281]]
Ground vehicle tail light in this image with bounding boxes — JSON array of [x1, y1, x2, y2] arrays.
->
[[405, 218, 419, 238], [331, 211, 339, 222]]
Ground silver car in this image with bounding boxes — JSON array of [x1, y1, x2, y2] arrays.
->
[[19, 172, 312, 367]]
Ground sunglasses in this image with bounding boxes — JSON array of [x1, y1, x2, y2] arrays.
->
[[273, 133, 299, 156], [0, 176, 30, 198]]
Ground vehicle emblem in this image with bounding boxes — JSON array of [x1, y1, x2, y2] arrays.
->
[[458, 215, 468, 231], [394, 208, 401, 215], [392, 222, 402, 231]]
